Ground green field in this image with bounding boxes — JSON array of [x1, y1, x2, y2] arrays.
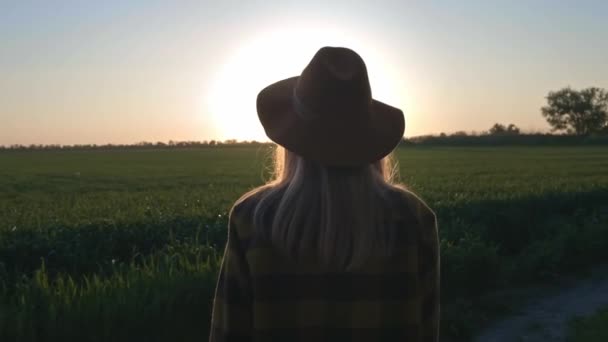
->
[[1, 146, 608, 341]]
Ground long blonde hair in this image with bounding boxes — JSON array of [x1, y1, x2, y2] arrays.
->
[[235, 146, 405, 271]]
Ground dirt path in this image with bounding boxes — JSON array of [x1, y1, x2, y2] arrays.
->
[[474, 269, 608, 341]]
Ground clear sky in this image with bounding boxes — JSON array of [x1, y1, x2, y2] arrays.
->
[[1, 0, 607, 145]]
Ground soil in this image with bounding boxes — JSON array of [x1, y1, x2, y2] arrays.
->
[[473, 267, 608, 341]]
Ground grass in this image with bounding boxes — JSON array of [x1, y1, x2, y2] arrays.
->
[[0, 242, 221, 342], [568, 307, 608, 342], [1, 145, 607, 340]]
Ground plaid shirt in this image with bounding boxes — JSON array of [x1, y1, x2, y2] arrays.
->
[[210, 190, 440, 342]]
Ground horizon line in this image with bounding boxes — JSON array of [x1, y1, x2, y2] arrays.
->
[[0, 128, 565, 148]]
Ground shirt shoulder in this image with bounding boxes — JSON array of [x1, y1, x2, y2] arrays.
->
[[387, 187, 437, 231], [229, 187, 269, 240]]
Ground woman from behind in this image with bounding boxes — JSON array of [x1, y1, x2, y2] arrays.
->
[[210, 46, 439, 342]]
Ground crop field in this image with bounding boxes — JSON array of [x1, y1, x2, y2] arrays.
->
[[1, 145, 607, 341]]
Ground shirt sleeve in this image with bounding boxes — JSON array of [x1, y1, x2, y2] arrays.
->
[[209, 212, 253, 342], [418, 209, 440, 342]]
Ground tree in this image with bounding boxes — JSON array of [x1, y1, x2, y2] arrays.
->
[[541, 87, 608, 135], [507, 124, 520, 134], [489, 123, 506, 135], [489, 123, 520, 135]]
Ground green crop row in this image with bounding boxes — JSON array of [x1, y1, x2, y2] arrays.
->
[[0, 242, 221, 342]]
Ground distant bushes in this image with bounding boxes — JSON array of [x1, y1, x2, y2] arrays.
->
[[0, 140, 272, 151], [401, 121, 608, 146], [402, 133, 608, 146], [4, 132, 608, 151]]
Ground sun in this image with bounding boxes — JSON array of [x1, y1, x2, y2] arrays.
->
[[205, 26, 407, 142]]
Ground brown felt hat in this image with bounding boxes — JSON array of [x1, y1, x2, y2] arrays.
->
[[256, 46, 405, 167]]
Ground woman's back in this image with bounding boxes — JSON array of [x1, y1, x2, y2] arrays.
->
[[210, 188, 439, 341], [209, 46, 439, 341]]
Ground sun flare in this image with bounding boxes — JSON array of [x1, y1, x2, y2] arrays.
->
[[206, 26, 408, 142]]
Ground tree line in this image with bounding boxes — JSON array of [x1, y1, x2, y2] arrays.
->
[[2, 86, 606, 150], [408, 86, 608, 145], [0, 140, 271, 151]]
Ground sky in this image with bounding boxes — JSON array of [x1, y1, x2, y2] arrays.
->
[[1, 0, 607, 145]]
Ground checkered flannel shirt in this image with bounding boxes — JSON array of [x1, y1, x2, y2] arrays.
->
[[210, 189, 440, 342]]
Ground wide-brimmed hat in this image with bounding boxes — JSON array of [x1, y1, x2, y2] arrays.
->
[[256, 46, 405, 167]]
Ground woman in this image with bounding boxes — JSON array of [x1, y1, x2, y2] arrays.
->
[[210, 47, 439, 341]]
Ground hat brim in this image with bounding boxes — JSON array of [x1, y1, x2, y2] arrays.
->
[[257, 76, 405, 167]]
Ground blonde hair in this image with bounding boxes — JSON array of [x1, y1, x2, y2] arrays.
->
[[235, 146, 405, 271]]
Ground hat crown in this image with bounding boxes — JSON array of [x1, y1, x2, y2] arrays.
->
[[256, 46, 405, 167], [319, 47, 363, 80], [294, 47, 372, 118]]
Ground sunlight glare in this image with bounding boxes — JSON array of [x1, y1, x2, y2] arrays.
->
[[206, 26, 408, 142]]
